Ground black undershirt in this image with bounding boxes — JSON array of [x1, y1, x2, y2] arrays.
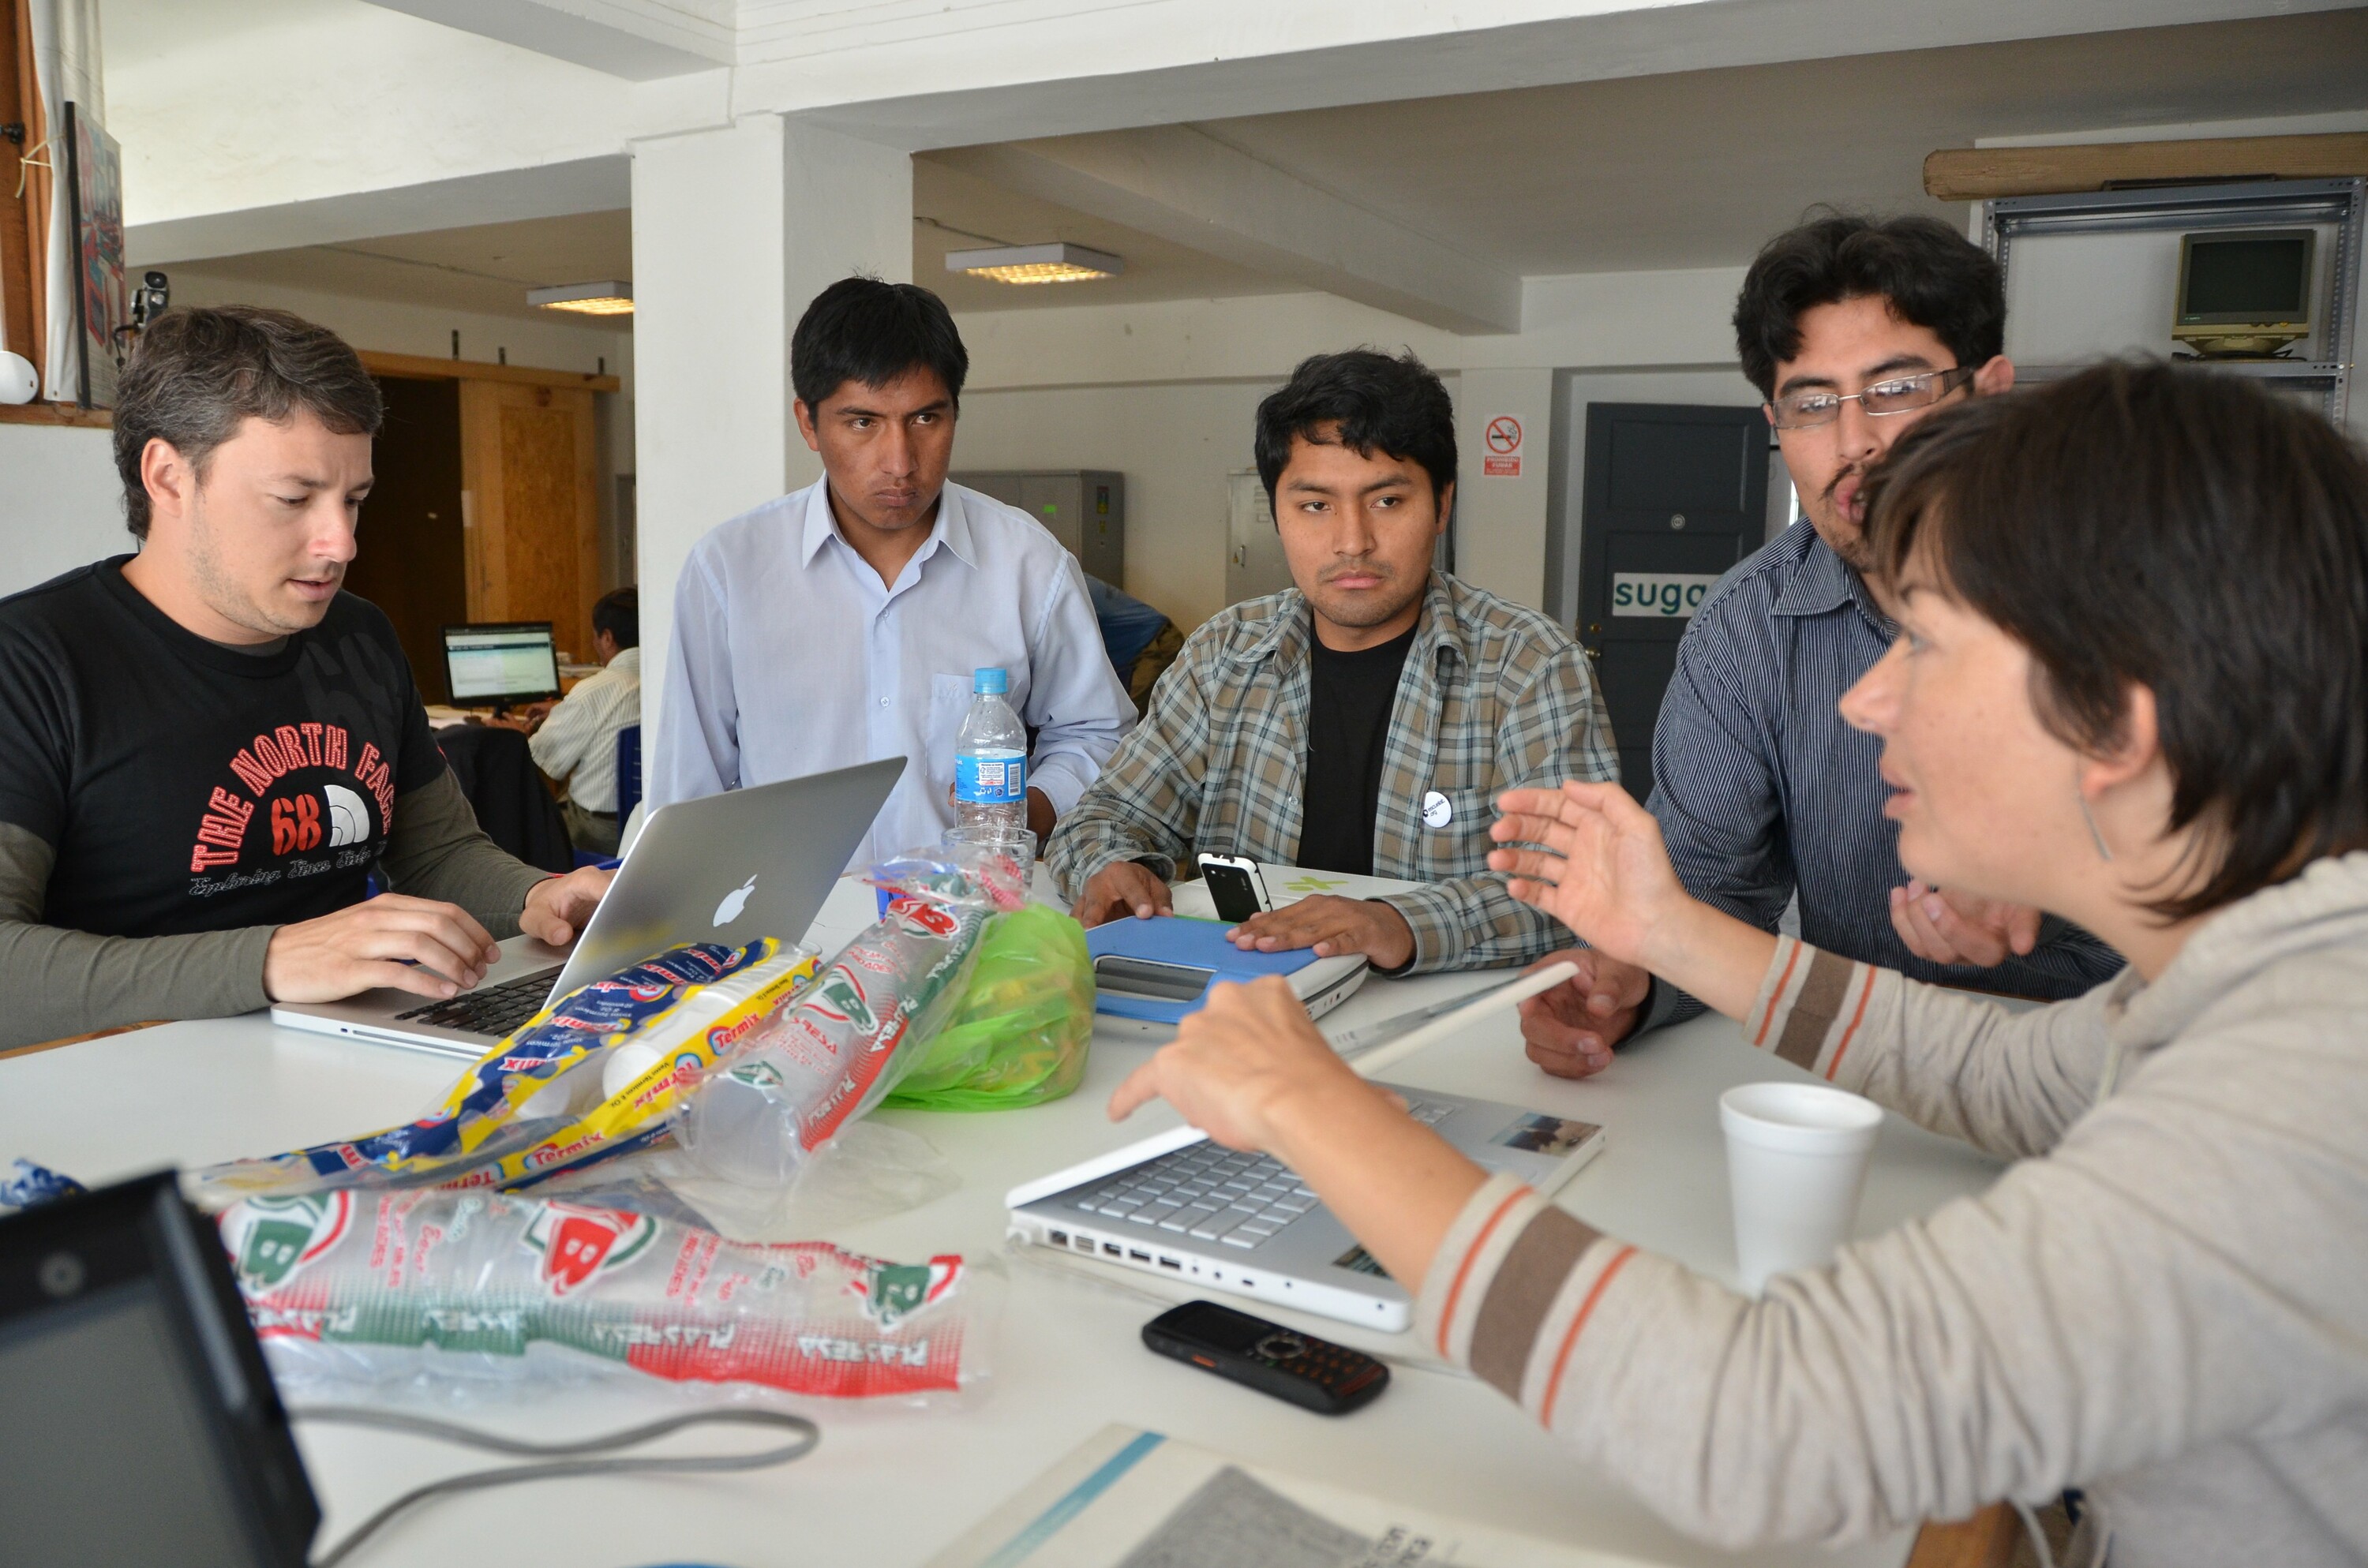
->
[[1297, 622, 1418, 877]]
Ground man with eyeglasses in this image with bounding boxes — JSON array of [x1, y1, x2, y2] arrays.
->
[[1518, 214, 2125, 1077]]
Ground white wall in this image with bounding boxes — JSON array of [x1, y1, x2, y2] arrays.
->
[[1456, 367, 1553, 610], [942, 267, 1749, 630], [0, 425, 127, 599], [952, 377, 1283, 631]]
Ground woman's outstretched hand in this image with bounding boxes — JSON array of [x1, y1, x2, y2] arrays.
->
[[1107, 975, 1490, 1292], [1487, 781, 1779, 1024], [1108, 975, 1376, 1151], [1487, 781, 1690, 970]]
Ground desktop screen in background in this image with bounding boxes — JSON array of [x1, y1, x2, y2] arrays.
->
[[445, 627, 560, 703]]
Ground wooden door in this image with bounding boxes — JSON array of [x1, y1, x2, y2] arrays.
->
[[347, 376, 466, 701], [459, 379, 601, 665], [1575, 404, 1769, 797]]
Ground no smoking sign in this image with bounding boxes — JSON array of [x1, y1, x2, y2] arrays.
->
[[1483, 414, 1523, 477]]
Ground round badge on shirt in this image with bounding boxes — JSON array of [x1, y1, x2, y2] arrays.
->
[[1421, 790, 1452, 829]]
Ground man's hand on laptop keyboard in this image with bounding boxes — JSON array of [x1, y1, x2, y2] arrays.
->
[[520, 866, 616, 947], [1226, 895, 1415, 971], [262, 895, 501, 1004]]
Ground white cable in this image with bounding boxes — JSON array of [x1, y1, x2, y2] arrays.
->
[[293, 1405, 819, 1567]]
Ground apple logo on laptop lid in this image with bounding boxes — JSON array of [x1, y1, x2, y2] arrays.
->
[[713, 874, 756, 927]]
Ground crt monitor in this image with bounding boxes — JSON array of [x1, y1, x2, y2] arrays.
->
[[443, 621, 562, 708], [2173, 228, 2316, 356]]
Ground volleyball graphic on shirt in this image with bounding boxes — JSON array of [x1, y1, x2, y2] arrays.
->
[[323, 783, 370, 848]]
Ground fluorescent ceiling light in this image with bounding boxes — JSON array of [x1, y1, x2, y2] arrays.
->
[[529, 280, 634, 316], [945, 242, 1124, 286]]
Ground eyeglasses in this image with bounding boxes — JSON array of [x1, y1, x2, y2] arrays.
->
[[1768, 367, 1974, 430]]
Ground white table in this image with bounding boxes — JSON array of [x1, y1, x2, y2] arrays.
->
[[0, 876, 2003, 1568]]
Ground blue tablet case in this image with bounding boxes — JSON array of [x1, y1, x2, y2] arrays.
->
[[1085, 915, 1319, 1024]]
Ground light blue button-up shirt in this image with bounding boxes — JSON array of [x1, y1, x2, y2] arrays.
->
[[650, 479, 1136, 869]]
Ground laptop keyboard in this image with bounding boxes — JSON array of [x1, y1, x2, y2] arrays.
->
[[391, 965, 564, 1038], [1067, 1098, 1456, 1251]]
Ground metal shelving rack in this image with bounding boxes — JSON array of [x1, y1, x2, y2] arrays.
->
[[1984, 177, 2363, 427]]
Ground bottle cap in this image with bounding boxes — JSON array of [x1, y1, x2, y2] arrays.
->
[[972, 668, 1008, 694]]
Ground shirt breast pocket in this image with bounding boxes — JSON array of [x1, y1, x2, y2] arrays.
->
[[925, 672, 977, 790]]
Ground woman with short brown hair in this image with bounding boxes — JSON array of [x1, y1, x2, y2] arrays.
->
[[1111, 361, 2368, 1568]]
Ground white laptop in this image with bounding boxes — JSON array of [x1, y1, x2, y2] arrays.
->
[[1008, 1091, 1603, 1332], [270, 758, 905, 1057]]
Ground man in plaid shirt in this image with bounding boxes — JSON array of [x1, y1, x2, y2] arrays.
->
[[1047, 350, 1617, 975]]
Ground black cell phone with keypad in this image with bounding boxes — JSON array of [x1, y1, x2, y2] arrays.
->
[[1143, 1299, 1389, 1415]]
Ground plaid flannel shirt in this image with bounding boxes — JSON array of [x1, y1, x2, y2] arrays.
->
[[1047, 574, 1618, 972]]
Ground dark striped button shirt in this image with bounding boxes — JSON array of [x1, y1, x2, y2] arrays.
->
[[1639, 520, 2123, 1033]]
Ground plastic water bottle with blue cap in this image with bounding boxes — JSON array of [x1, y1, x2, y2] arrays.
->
[[954, 666, 1029, 839]]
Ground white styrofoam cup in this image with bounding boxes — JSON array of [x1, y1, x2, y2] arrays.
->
[[1719, 1080, 1884, 1293]]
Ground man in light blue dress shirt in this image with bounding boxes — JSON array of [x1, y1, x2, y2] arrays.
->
[[649, 279, 1134, 868]]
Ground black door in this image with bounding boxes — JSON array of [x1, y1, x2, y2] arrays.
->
[[1577, 404, 1769, 796]]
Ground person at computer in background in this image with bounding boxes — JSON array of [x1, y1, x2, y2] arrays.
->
[[648, 279, 1133, 867], [0, 307, 614, 1053], [1519, 214, 2122, 1079], [1047, 350, 1617, 974], [1111, 365, 2368, 1567], [493, 586, 641, 856]]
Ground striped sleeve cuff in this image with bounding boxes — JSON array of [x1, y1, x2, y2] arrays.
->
[[1414, 1173, 1639, 1426], [1742, 936, 1888, 1087], [1376, 887, 1460, 975]]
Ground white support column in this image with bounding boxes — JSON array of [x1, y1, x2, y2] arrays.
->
[[1452, 367, 1554, 613], [631, 115, 912, 754]]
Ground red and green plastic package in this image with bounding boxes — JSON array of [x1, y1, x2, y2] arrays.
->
[[222, 1187, 997, 1403]]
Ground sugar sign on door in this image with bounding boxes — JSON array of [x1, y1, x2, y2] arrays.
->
[[1612, 572, 1725, 619]]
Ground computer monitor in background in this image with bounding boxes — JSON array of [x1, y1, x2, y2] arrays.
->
[[2173, 228, 2316, 358], [443, 622, 562, 709]]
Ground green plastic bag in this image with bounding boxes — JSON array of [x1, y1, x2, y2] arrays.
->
[[881, 904, 1095, 1111]]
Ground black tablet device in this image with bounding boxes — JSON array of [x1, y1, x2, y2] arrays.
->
[[0, 1171, 318, 1568]]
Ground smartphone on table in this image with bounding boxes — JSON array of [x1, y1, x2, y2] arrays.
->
[[1194, 853, 1271, 924]]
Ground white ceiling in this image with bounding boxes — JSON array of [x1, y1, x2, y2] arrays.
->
[[1192, 7, 2368, 276], [167, 9, 2368, 325], [171, 210, 637, 320]]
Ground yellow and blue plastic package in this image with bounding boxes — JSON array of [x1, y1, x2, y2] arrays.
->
[[186, 939, 820, 1207]]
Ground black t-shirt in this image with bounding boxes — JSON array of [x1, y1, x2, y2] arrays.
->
[[1297, 621, 1418, 878], [0, 558, 443, 937]]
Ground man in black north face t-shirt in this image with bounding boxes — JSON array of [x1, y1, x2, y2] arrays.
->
[[0, 305, 613, 1050]]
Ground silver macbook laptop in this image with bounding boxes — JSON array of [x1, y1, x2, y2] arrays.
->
[[1006, 1090, 1603, 1332], [271, 758, 905, 1058]]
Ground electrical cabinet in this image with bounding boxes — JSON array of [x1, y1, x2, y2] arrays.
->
[[952, 470, 1125, 585]]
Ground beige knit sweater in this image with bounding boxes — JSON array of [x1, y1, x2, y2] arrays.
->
[[1417, 851, 2368, 1566]]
